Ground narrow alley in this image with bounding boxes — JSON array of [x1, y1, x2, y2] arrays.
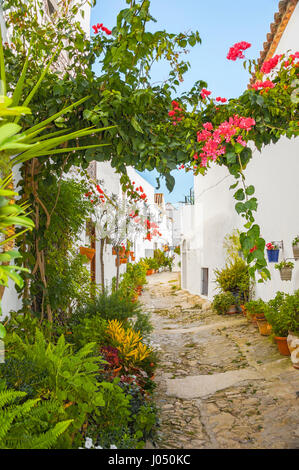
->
[[142, 272, 299, 449]]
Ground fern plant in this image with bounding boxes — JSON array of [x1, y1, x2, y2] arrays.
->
[[0, 389, 72, 449], [2, 329, 106, 447]]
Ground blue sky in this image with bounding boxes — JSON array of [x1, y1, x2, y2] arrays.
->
[[91, 0, 280, 204]]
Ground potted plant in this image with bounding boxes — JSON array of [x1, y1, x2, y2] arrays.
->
[[79, 246, 95, 261], [214, 259, 250, 304], [244, 299, 270, 334], [212, 291, 238, 315], [292, 236, 299, 260], [264, 291, 291, 356], [266, 242, 280, 263], [275, 260, 294, 281]]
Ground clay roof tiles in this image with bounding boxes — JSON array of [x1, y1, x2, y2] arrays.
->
[[258, 0, 298, 67]]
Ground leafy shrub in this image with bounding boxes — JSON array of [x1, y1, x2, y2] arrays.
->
[[153, 250, 174, 271], [72, 290, 142, 325], [70, 316, 109, 350], [1, 329, 106, 448], [265, 290, 299, 337], [106, 320, 152, 365], [126, 262, 147, 287], [129, 311, 153, 337], [212, 292, 237, 315], [244, 299, 267, 318], [214, 258, 250, 301], [0, 389, 72, 449]]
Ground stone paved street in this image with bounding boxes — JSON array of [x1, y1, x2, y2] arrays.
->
[[142, 271, 299, 449]]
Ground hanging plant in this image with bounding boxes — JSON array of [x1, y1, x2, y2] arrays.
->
[[292, 236, 299, 260], [275, 260, 295, 281], [266, 242, 280, 263], [79, 246, 95, 262]]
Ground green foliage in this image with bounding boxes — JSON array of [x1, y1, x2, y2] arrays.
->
[[214, 258, 250, 301], [70, 316, 109, 350], [150, 250, 174, 271], [126, 262, 147, 288], [212, 291, 237, 315], [292, 236, 299, 246], [0, 389, 72, 449], [0, 174, 34, 314], [21, 177, 92, 318], [223, 229, 242, 262], [174, 245, 180, 255], [244, 299, 266, 318], [2, 0, 201, 180], [264, 290, 299, 337], [72, 289, 143, 324], [1, 329, 106, 448], [275, 260, 294, 270], [129, 311, 153, 338]]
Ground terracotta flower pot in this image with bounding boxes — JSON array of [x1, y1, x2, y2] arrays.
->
[[120, 258, 127, 264], [146, 269, 153, 275], [131, 256, 136, 261], [275, 336, 291, 356], [227, 304, 238, 314], [112, 248, 116, 255], [256, 318, 271, 336], [240, 305, 247, 316], [79, 246, 95, 261]]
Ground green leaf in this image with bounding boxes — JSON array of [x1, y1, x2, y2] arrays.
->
[[0, 323, 6, 339], [130, 117, 143, 133], [245, 185, 255, 195], [0, 123, 22, 145], [234, 188, 245, 201], [165, 174, 175, 192], [229, 181, 239, 190], [226, 151, 236, 164], [235, 202, 245, 214]]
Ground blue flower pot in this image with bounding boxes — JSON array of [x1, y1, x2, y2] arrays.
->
[[267, 249, 279, 263]]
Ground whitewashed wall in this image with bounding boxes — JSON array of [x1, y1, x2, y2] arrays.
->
[[181, 5, 299, 301], [95, 164, 173, 289]]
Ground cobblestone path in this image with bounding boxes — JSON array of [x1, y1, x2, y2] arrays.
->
[[142, 272, 299, 449]]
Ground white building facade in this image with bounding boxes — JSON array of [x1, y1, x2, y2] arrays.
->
[[181, 0, 299, 301]]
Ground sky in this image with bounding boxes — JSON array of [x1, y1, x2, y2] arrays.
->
[[90, 0, 281, 205]]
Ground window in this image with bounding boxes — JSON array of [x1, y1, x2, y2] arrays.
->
[[201, 268, 209, 296]]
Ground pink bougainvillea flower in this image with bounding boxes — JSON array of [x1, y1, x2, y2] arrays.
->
[[216, 97, 227, 103], [227, 41, 251, 61], [252, 80, 275, 90], [260, 54, 282, 74], [194, 115, 255, 169], [236, 135, 247, 147], [200, 88, 212, 100], [92, 22, 111, 35], [203, 122, 213, 131]]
